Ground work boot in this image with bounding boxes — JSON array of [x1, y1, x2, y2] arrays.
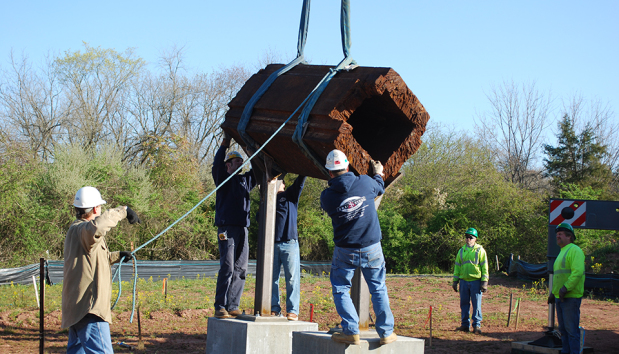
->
[[286, 313, 298, 321], [380, 333, 398, 345], [228, 309, 242, 317], [331, 332, 361, 345], [455, 325, 470, 332], [215, 309, 231, 319], [473, 327, 482, 334]]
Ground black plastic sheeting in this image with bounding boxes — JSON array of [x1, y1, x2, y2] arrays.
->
[[0, 260, 332, 286], [504, 257, 619, 297]]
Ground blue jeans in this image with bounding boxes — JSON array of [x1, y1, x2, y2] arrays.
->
[[459, 279, 483, 328], [555, 297, 581, 354], [330, 243, 394, 338], [67, 314, 114, 354], [271, 239, 301, 315], [215, 226, 249, 311]]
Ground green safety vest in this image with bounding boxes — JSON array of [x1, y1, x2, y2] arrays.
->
[[453, 244, 489, 282], [552, 243, 585, 298]]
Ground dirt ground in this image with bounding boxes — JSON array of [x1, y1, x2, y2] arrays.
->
[[1, 274, 617, 353]]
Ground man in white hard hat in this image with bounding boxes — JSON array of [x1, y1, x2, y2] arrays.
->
[[211, 131, 257, 318], [320, 150, 397, 346], [62, 186, 140, 353]]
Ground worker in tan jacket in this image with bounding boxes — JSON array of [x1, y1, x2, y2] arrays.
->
[[62, 186, 140, 353]]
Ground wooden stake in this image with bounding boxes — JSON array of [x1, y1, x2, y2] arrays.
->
[[429, 306, 433, 347], [32, 275, 39, 308], [507, 292, 513, 327], [495, 255, 500, 271], [137, 304, 144, 351], [515, 298, 521, 330]]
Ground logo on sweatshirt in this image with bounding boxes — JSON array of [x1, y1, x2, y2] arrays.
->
[[337, 197, 366, 213], [337, 196, 367, 221]]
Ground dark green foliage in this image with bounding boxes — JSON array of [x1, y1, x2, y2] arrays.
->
[[544, 114, 613, 192]]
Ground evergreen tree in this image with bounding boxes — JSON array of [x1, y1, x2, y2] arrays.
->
[[543, 114, 612, 191]]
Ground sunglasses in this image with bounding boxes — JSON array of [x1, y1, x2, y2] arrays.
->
[[465, 235, 475, 240]]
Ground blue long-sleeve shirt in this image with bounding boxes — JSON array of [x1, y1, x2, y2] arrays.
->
[[211, 145, 257, 227], [274, 176, 306, 242], [320, 172, 384, 248]]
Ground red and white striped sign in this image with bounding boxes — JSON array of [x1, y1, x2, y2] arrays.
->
[[549, 199, 586, 226]]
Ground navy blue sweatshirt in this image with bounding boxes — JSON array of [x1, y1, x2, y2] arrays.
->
[[320, 172, 384, 248], [211, 145, 257, 227], [274, 176, 306, 242]]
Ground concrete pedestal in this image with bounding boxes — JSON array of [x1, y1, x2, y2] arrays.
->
[[292, 330, 425, 354], [205, 316, 319, 354], [511, 341, 594, 353]]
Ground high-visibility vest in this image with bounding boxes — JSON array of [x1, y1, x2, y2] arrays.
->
[[453, 244, 489, 282], [552, 243, 585, 298]]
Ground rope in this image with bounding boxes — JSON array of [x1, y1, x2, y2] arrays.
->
[[111, 0, 357, 323], [110, 84, 317, 321]]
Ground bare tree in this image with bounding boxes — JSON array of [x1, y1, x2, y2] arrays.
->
[[0, 51, 68, 160], [128, 47, 250, 165], [54, 43, 145, 151], [476, 80, 552, 189]]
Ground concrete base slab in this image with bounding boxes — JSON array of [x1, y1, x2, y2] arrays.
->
[[205, 317, 318, 354], [511, 341, 594, 354], [292, 330, 425, 354]]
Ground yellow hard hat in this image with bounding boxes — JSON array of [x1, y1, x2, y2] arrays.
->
[[225, 151, 243, 163]]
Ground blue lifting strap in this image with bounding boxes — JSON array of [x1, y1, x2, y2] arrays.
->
[[238, 0, 356, 177]]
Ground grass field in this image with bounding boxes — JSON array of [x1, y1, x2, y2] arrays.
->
[[1, 272, 618, 353]]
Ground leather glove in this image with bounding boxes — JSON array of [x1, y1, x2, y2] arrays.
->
[[369, 160, 384, 176], [126, 207, 141, 224], [548, 293, 556, 304], [452, 281, 458, 292], [481, 281, 488, 293], [559, 286, 568, 300], [119, 251, 133, 263]]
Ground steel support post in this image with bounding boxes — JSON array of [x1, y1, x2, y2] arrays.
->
[[253, 157, 281, 316]]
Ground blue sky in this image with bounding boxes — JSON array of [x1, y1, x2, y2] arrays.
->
[[2, 0, 617, 133]]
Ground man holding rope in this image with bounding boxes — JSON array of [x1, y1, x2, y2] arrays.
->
[[62, 186, 140, 353], [212, 131, 257, 319]]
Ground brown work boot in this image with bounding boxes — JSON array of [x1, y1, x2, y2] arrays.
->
[[286, 313, 298, 321], [215, 309, 231, 319], [473, 327, 482, 334], [380, 333, 398, 345], [455, 325, 470, 332], [228, 309, 242, 317], [331, 332, 361, 345]]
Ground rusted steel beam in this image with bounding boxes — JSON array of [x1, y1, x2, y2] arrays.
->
[[223, 64, 429, 186]]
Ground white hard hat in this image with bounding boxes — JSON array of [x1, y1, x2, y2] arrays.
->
[[73, 186, 106, 208], [325, 149, 349, 171]]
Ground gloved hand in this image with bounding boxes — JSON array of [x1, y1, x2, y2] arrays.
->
[[481, 281, 488, 293], [222, 130, 231, 147], [452, 281, 458, 292], [547, 293, 556, 304], [559, 286, 568, 300], [369, 160, 384, 176], [126, 207, 141, 224], [119, 251, 133, 263]]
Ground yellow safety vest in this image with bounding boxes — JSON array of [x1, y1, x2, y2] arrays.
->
[[453, 244, 489, 282], [552, 243, 585, 298]]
